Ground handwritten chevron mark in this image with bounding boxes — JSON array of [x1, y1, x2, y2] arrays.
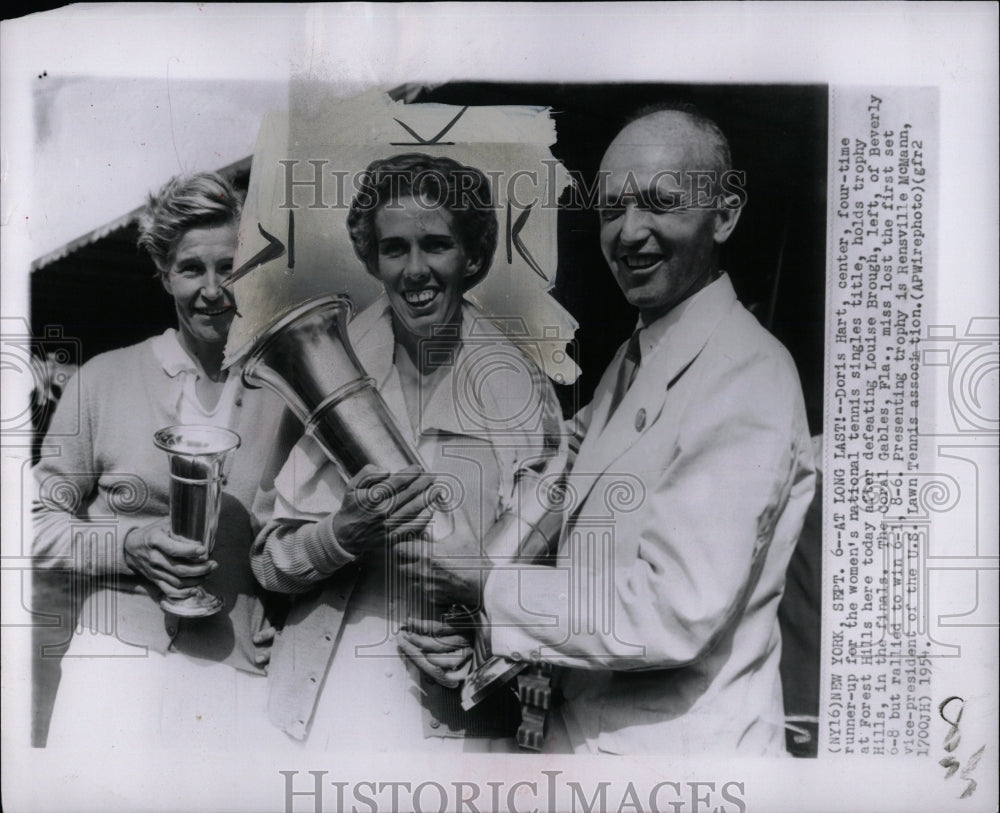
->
[[390, 106, 469, 146], [224, 221, 287, 287], [506, 201, 547, 282]]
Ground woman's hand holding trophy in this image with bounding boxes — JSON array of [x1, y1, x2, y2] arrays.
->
[[123, 517, 218, 600]]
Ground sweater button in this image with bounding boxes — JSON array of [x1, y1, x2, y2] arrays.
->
[[635, 408, 646, 431], [235, 396, 243, 407], [430, 719, 440, 729]]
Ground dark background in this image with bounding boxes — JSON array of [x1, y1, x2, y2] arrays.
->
[[32, 82, 827, 434]]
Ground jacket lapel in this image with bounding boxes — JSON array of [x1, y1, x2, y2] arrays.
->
[[350, 297, 413, 437], [568, 274, 739, 519]]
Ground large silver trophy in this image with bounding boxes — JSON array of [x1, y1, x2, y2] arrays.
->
[[153, 424, 241, 618], [241, 294, 438, 642], [241, 293, 563, 748], [242, 295, 421, 478]]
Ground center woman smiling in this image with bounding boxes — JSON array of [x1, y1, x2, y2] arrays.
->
[[251, 153, 565, 751], [376, 196, 471, 340]]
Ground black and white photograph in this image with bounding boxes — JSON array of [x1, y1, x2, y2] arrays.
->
[[1, 4, 996, 813]]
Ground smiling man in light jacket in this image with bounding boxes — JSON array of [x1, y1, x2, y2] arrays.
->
[[400, 104, 816, 755]]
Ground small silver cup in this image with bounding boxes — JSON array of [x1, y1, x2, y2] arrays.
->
[[153, 425, 241, 618]]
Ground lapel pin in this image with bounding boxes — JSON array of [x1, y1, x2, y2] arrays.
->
[[635, 408, 646, 432]]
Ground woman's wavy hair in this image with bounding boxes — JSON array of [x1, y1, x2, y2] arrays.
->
[[346, 153, 498, 291], [137, 172, 243, 272]]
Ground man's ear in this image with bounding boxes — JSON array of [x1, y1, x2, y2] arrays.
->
[[159, 270, 173, 296], [712, 194, 743, 245]]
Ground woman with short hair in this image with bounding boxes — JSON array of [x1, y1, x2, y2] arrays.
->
[[34, 172, 286, 747], [252, 153, 564, 751]]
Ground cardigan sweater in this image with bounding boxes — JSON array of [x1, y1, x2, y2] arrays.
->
[[33, 330, 285, 673]]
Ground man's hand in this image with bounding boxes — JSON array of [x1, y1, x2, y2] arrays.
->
[[397, 618, 474, 688], [333, 464, 437, 556], [394, 532, 492, 608], [123, 517, 216, 599]]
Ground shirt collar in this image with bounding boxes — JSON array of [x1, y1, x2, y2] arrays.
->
[[150, 328, 199, 379], [633, 271, 737, 366], [347, 296, 398, 387], [348, 295, 520, 442], [349, 293, 507, 376]]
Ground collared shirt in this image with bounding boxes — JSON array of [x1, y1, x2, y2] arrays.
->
[[150, 329, 241, 429]]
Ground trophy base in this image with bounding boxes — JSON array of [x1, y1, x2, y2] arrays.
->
[[160, 591, 223, 618], [461, 655, 528, 711]]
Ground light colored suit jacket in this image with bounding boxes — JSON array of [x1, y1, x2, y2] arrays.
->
[[484, 274, 816, 754]]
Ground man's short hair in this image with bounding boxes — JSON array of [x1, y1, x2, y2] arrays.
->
[[624, 101, 733, 178]]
